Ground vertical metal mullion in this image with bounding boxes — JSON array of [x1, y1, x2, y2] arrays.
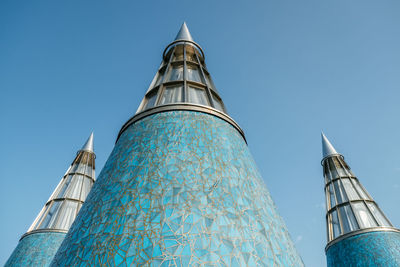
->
[[154, 46, 176, 106], [195, 52, 213, 107], [35, 202, 52, 229], [326, 212, 332, 242], [337, 159, 361, 229], [363, 199, 380, 226], [328, 159, 345, 236], [183, 43, 187, 102], [53, 200, 66, 228]]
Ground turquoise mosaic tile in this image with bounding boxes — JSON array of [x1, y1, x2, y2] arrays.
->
[[326, 231, 400, 267], [5, 232, 65, 267], [52, 111, 303, 266]]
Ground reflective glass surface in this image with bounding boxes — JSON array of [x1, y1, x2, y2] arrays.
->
[[323, 155, 394, 242], [145, 91, 158, 109], [353, 202, 377, 228], [138, 44, 227, 115], [188, 86, 208, 106], [211, 94, 224, 112], [186, 65, 202, 83], [159, 85, 182, 105], [28, 150, 96, 232], [168, 65, 183, 81]]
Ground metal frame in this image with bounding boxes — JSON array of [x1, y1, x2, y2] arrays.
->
[[26, 150, 96, 235], [123, 39, 240, 141], [322, 154, 397, 244]]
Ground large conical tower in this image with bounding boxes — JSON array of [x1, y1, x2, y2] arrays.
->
[[52, 23, 303, 266], [5, 133, 96, 267], [321, 133, 400, 266]]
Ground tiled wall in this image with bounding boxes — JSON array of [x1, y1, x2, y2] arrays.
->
[[5, 232, 65, 266], [327, 231, 400, 266], [52, 111, 303, 266]]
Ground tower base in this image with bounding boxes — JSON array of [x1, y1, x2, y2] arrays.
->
[[5, 232, 65, 267], [326, 230, 400, 267]]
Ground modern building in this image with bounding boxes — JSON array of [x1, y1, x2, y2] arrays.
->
[[51, 23, 304, 266], [321, 133, 400, 266], [5, 133, 96, 267]]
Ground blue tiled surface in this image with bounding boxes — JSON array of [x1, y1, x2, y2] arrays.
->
[[327, 231, 400, 267], [52, 111, 303, 266], [5, 232, 65, 267]]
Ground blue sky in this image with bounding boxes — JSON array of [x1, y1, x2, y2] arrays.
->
[[1, 1, 400, 266]]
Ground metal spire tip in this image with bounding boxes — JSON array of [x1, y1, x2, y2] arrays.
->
[[81, 132, 94, 153], [321, 132, 339, 158], [174, 22, 194, 42]]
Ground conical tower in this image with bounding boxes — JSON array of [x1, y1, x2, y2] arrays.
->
[[52, 23, 303, 266], [321, 133, 400, 266], [6, 133, 96, 267]]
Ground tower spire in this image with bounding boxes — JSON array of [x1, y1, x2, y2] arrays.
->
[[174, 22, 193, 42], [321, 132, 339, 158], [81, 132, 94, 153], [321, 135, 400, 266], [120, 22, 245, 142], [6, 134, 96, 267]]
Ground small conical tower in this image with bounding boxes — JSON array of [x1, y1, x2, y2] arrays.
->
[[321, 133, 400, 266], [51, 23, 304, 266], [5, 133, 96, 267]]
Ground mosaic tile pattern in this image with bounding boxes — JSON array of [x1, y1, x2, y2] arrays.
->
[[52, 111, 303, 266], [326, 231, 400, 267], [5, 232, 65, 267]]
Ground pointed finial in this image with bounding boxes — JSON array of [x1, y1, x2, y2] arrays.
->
[[174, 22, 194, 42], [321, 132, 339, 158], [81, 132, 94, 153]]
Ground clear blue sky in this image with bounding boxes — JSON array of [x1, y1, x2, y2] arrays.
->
[[1, 1, 400, 266]]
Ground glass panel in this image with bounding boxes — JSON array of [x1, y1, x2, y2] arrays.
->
[[333, 180, 348, 204], [84, 165, 93, 177], [328, 183, 336, 209], [159, 85, 183, 105], [330, 209, 340, 239], [341, 178, 359, 200], [188, 86, 208, 106], [80, 177, 93, 201], [185, 45, 199, 62], [211, 94, 224, 112], [64, 175, 84, 199], [69, 164, 78, 173], [323, 161, 332, 182], [325, 187, 330, 210], [327, 160, 338, 179], [342, 161, 354, 176], [333, 157, 347, 176], [366, 203, 391, 226], [145, 91, 158, 109], [337, 166, 347, 177], [338, 204, 358, 234], [30, 206, 49, 231], [205, 73, 216, 90], [186, 65, 202, 83], [55, 175, 73, 199], [52, 201, 79, 230], [168, 65, 184, 81], [353, 180, 370, 200], [173, 45, 184, 61], [186, 52, 198, 62], [39, 201, 62, 229], [353, 202, 377, 228], [75, 162, 87, 175]]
